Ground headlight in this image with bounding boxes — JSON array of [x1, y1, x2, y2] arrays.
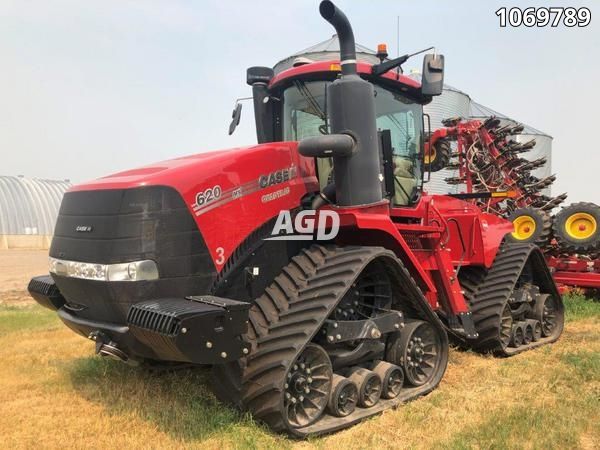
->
[[49, 257, 159, 282]]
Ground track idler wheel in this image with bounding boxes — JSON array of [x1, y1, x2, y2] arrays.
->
[[345, 367, 382, 408], [327, 375, 358, 418], [532, 294, 563, 338], [387, 320, 444, 386], [284, 344, 333, 428], [510, 323, 524, 347], [370, 360, 404, 399]]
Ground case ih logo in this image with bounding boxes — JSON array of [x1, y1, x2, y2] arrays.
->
[[265, 210, 340, 241], [75, 225, 93, 233], [259, 165, 296, 188]]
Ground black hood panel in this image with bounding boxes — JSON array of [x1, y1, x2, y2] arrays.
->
[[50, 186, 217, 323]]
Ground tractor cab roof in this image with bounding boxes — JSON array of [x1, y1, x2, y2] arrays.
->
[[269, 60, 429, 104]]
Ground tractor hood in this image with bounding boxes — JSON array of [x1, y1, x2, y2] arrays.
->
[[58, 141, 318, 276], [69, 142, 314, 194]]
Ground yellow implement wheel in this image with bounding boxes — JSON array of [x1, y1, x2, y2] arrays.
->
[[423, 138, 450, 172], [553, 202, 600, 253], [506, 207, 552, 246], [424, 147, 437, 165], [512, 215, 536, 241], [565, 212, 597, 240]]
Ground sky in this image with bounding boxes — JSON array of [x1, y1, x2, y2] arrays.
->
[[1, 0, 599, 204]]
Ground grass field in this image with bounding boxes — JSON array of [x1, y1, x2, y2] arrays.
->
[[0, 250, 598, 449]]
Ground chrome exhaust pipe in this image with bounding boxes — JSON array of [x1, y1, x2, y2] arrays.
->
[[98, 341, 129, 362], [89, 330, 135, 364]]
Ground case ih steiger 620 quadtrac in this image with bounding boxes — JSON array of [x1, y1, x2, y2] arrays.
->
[[28, 1, 564, 436]]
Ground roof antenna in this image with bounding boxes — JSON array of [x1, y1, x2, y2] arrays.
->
[[396, 16, 400, 58], [396, 15, 401, 78]]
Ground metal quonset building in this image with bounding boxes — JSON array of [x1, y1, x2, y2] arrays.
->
[[0, 176, 71, 249]]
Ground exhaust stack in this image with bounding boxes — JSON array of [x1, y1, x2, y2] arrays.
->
[[300, 1, 382, 207]]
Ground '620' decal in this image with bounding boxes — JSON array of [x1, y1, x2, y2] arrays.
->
[[195, 185, 222, 207]]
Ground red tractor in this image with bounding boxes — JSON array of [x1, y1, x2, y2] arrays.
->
[[28, 1, 564, 436]]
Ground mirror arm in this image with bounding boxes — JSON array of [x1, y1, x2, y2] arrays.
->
[[371, 55, 409, 76]]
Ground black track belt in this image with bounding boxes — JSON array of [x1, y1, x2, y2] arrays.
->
[[211, 244, 448, 436]]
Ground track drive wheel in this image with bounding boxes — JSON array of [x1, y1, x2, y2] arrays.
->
[[424, 137, 451, 172], [386, 320, 444, 386], [506, 207, 552, 247], [284, 344, 333, 428], [553, 202, 600, 253]]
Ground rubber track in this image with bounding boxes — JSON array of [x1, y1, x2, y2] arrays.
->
[[212, 244, 448, 436], [466, 242, 562, 356]]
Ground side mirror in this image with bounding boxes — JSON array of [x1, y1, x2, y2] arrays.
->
[[228, 103, 242, 135], [421, 54, 444, 96]]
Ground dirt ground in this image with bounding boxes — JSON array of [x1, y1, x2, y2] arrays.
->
[[0, 249, 48, 305]]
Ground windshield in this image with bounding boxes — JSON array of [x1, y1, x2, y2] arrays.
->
[[282, 80, 423, 205], [283, 81, 329, 140]]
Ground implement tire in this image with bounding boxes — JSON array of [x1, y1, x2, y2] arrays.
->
[[553, 202, 600, 254]]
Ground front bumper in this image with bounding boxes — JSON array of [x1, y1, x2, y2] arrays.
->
[[28, 275, 251, 364]]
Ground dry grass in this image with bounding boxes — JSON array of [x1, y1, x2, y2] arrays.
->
[[0, 252, 598, 449], [0, 296, 597, 449]]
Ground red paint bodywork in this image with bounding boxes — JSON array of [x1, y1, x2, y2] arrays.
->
[[270, 61, 421, 90], [70, 142, 318, 272], [67, 60, 515, 315], [69, 143, 512, 315], [546, 256, 600, 291]]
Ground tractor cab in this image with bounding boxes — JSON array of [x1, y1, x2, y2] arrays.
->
[[241, 54, 444, 207]]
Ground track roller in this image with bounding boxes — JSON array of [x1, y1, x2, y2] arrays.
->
[[510, 323, 524, 347], [345, 367, 382, 408], [327, 375, 358, 417], [526, 319, 542, 341], [522, 322, 533, 345], [370, 361, 404, 399]]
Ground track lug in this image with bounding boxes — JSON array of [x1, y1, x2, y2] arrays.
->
[[457, 312, 478, 339]]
